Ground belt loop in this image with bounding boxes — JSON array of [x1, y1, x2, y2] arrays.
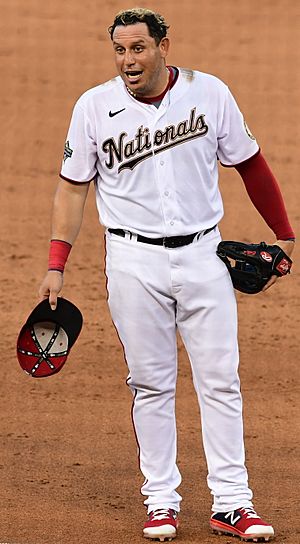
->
[[196, 225, 216, 242], [124, 230, 138, 242]]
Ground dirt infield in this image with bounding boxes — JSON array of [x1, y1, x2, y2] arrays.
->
[[1, 1, 299, 543]]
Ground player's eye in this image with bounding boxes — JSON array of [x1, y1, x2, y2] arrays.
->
[[134, 46, 144, 52], [114, 47, 124, 54]]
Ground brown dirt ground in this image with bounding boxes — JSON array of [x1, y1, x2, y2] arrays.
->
[[1, 1, 299, 543]]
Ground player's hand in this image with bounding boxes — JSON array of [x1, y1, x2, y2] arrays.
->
[[262, 239, 295, 291], [38, 270, 64, 310]]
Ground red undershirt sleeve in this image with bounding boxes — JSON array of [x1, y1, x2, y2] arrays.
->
[[233, 151, 295, 240]]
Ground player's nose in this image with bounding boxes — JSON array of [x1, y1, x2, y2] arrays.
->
[[123, 49, 136, 66]]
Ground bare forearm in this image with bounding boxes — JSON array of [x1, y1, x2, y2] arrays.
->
[[38, 179, 90, 309], [51, 180, 90, 244]]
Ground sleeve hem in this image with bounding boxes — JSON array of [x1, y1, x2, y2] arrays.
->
[[220, 148, 261, 168], [59, 173, 95, 184]]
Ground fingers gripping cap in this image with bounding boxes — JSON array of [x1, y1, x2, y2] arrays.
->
[[17, 298, 83, 377]]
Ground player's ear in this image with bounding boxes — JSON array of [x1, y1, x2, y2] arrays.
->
[[159, 37, 170, 58]]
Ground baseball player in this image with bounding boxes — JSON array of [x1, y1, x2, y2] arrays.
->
[[39, 8, 295, 542]]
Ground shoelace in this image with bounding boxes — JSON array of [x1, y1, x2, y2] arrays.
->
[[240, 507, 260, 519], [150, 509, 174, 521]]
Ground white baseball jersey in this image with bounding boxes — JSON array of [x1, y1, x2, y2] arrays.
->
[[60, 68, 259, 237]]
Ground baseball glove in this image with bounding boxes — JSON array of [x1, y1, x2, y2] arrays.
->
[[216, 240, 292, 294]]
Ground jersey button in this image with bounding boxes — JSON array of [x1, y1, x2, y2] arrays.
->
[[164, 191, 169, 196], [170, 221, 174, 226], [160, 160, 164, 166]]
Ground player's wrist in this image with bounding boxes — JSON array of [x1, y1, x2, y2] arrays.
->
[[47, 269, 64, 274], [48, 239, 72, 273]]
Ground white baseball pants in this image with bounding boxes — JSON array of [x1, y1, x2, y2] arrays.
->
[[105, 227, 253, 513]]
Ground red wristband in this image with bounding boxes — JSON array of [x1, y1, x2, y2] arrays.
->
[[48, 239, 72, 273]]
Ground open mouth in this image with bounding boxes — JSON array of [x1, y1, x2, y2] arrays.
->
[[125, 70, 143, 83]]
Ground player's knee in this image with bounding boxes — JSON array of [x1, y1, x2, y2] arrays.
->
[[128, 375, 176, 399]]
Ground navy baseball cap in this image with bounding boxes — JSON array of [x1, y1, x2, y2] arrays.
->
[[17, 298, 83, 377]]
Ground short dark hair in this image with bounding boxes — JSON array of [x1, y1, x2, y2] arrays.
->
[[108, 7, 169, 45]]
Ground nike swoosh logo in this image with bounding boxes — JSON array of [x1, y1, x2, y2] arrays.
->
[[109, 108, 126, 118]]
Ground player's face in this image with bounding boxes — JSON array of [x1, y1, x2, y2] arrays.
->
[[112, 23, 170, 97]]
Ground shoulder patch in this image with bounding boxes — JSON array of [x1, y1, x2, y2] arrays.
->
[[63, 140, 73, 162], [244, 120, 256, 141]]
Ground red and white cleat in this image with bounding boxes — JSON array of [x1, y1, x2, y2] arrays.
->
[[143, 508, 179, 541], [210, 507, 274, 542]]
